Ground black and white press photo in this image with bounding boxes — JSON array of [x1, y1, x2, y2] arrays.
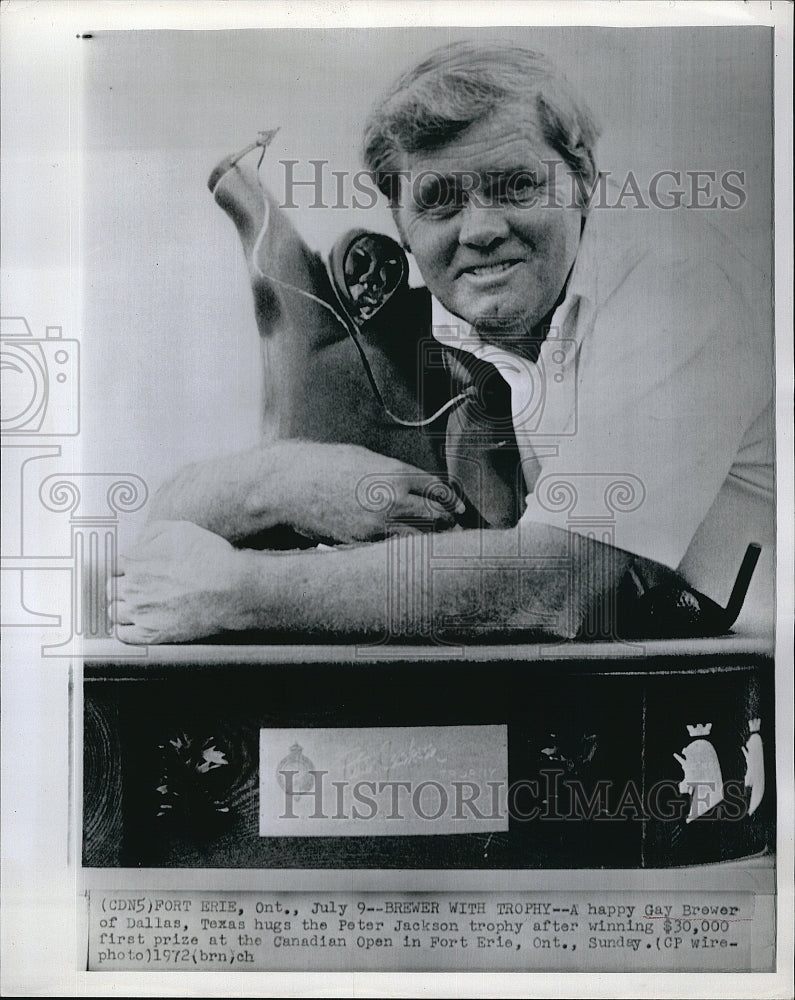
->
[[1, 3, 792, 997]]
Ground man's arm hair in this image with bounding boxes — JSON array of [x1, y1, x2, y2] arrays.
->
[[234, 520, 636, 640], [146, 440, 461, 547], [146, 443, 294, 544]]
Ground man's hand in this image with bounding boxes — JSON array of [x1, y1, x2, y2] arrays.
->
[[148, 440, 463, 546], [108, 521, 250, 644], [276, 442, 464, 543]]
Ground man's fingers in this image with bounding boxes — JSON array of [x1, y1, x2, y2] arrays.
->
[[407, 476, 466, 515], [116, 623, 151, 646], [106, 575, 122, 611], [386, 522, 423, 538], [399, 495, 458, 524], [387, 502, 458, 534], [422, 500, 458, 524], [108, 599, 134, 626]]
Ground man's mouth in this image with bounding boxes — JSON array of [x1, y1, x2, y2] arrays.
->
[[459, 259, 523, 278]]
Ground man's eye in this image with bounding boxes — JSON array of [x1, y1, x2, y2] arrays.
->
[[503, 172, 543, 202], [416, 177, 465, 215]]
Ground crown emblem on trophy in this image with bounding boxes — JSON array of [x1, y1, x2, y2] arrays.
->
[[748, 718, 761, 733], [686, 722, 712, 737]]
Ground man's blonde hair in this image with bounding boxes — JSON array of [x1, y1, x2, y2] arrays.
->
[[362, 40, 601, 204]]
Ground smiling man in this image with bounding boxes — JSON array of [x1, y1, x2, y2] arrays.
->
[[109, 42, 773, 644], [389, 113, 585, 345]]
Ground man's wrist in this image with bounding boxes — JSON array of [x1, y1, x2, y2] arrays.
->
[[231, 546, 294, 632], [240, 442, 306, 537], [231, 548, 265, 631]]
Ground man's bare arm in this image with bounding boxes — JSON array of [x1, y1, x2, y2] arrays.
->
[[236, 522, 634, 638], [110, 518, 635, 643], [147, 444, 290, 543], [147, 441, 462, 545]]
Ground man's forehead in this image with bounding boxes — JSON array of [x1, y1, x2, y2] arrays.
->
[[400, 107, 561, 175]]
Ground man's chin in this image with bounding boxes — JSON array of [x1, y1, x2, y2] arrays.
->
[[467, 308, 531, 338], [453, 288, 526, 323]]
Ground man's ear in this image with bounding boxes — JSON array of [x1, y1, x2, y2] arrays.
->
[[573, 165, 600, 216]]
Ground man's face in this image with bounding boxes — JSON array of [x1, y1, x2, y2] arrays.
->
[[395, 106, 585, 350]]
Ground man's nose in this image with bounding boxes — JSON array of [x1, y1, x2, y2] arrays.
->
[[458, 200, 510, 249]]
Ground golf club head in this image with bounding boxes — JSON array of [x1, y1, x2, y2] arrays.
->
[[622, 543, 762, 639]]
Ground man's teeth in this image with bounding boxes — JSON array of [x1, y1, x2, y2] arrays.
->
[[467, 262, 516, 275]]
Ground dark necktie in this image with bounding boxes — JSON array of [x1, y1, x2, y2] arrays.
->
[[443, 349, 532, 528]]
